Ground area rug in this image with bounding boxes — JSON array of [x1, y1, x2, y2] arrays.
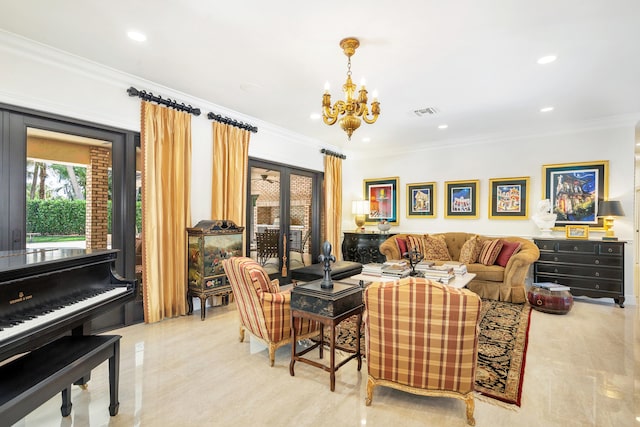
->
[[329, 299, 531, 408]]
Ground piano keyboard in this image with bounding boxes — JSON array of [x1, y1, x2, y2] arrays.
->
[[0, 287, 129, 342]]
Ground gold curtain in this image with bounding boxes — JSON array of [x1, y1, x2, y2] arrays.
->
[[141, 101, 192, 323], [211, 122, 250, 233], [323, 154, 343, 261]]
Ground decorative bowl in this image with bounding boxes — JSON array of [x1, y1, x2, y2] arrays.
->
[[377, 221, 391, 233]]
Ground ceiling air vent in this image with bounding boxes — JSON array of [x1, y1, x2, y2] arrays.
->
[[414, 107, 438, 117]]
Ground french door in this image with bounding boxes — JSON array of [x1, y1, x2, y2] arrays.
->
[[247, 159, 322, 283]]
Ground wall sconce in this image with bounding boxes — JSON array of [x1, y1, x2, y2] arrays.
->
[[351, 200, 370, 232], [598, 200, 625, 241]]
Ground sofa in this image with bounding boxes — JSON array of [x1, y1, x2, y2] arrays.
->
[[379, 232, 540, 303]]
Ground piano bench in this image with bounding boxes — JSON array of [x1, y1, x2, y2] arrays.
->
[[0, 334, 121, 425]]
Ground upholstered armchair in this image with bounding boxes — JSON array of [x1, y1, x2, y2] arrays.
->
[[222, 257, 320, 366], [363, 277, 482, 426]]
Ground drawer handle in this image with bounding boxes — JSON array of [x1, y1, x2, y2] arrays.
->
[[573, 246, 579, 251], [595, 284, 600, 289], [608, 248, 613, 253], [595, 272, 600, 277], [595, 259, 600, 265], [554, 256, 558, 262], [554, 280, 559, 284], [554, 268, 558, 273]]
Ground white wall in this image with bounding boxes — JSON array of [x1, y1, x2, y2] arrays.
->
[[0, 31, 331, 224], [342, 125, 637, 303], [1, 31, 637, 303]]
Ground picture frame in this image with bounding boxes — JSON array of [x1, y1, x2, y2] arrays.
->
[[566, 224, 589, 239], [406, 182, 436, 218], [542, 161, 608, 229], [488, 176, 529, 219], [444, 180, 479, 219], [364, 176, 399, 225]]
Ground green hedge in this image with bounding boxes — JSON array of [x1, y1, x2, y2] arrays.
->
[[26, 200, 142, 235]]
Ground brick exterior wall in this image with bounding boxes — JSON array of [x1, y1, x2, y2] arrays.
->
[[86, 147, 110, 249]]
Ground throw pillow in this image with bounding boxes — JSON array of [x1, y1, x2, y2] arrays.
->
[[250, 268, 279, 293], [422, 234, 452, 261], [459, 235, 481, 264], [496, 240, 522, 267], [396, 237, 409, 256], [478, 239, 504, 266], [407, 235, 426, 255]]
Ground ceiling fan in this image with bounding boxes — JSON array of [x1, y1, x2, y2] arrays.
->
[[252, 173, 279, 184]]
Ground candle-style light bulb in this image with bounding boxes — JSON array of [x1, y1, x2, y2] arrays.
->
[[372, 89, 379, 101], [324, 81, 330, 93]]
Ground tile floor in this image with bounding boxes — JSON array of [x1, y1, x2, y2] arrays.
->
[[10, 296, 639, 427]]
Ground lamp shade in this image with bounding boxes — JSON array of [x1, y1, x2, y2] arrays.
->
[[352, 200, 370, 215], [598, 200, 625, 217]]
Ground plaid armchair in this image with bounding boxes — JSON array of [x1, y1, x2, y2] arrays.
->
[[364, 277, 482, 426], [223, 257, 319, 366]]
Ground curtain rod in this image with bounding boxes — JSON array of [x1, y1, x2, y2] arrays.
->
[[207, 112, 258, 133], [321, 148, 346, 159], [127, 87, 201, 116]]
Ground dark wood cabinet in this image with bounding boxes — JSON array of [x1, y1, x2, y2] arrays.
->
[[342, 232, 393, 264], [533, 238, 625, 307]]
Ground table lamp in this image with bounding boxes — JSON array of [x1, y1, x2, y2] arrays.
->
[[598, 200, 625, 241], [352, 200, 370, 232]]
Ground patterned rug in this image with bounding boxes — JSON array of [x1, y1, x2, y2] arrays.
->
[[330, 299, 531, 407]]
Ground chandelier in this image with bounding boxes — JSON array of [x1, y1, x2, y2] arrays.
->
[[322, 37, 380, 140]]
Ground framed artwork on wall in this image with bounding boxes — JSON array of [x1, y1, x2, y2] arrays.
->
[[364, 176, 399, 225], [488, 176, 529, 219], [542, 160, 608, 229], [406, 182, 436, 218], [444, 180, 479, 219], [566, 224, 589, 239]]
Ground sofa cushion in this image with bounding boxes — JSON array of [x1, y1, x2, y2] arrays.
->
[[466, 263, 505, 282], [407, 235, 426, 255], [423, 234, 452, 261], [496, 240, 522, 267], [459, 235, 481, 264], [478, 239, 503, 266], [396, 237, 408, 256]]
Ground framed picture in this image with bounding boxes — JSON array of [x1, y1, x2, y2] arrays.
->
[[566, 224, 589, 239], [406, 182, 436, 218], [364, 176, 399, 225], [488, 176, 529, 219], [542, 161, 608, 229], [444, 180, 479, 219]]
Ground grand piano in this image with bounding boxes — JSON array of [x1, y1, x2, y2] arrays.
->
[[0, 248, 136, 363]]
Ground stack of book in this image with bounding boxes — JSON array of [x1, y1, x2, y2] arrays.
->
[[361, 263, 384, 277], [381, 260, 411, 278], [420, 265, 455, 283], [442, 263, 468, 275], [414, 260, 435, 272]]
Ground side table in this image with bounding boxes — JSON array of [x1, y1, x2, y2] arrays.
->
[[289, 280, 363, 391]]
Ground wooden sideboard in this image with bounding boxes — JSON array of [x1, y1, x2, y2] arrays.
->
[[342, 232, 394, 264], [533, 238, 625, 307]]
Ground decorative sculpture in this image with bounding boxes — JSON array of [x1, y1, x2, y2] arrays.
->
[[318, 241, 336, 289], [532, 199, 557, 236], [404, 248, 424, 276]]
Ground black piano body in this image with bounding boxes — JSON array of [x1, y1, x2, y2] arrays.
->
[[0, 248, 136, 363]]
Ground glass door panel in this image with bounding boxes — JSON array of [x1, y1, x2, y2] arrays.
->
[[250, 167, 281, 276], [25, 128, 112, 250], [288, 173, 313, 270]]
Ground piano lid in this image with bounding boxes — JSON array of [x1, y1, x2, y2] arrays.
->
[[0, 248, 119, 283]]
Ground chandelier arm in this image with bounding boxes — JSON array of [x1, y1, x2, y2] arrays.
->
[[361, 108, 380, 124]]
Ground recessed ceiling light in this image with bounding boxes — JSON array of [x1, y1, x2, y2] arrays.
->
[[540, 106, 554, 113], [309, 113, 321, 120], [127, 31, 147, 42], [362, 137, 371, 143], [438, 124, 448, 129], [537, 55, 557, 65]]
